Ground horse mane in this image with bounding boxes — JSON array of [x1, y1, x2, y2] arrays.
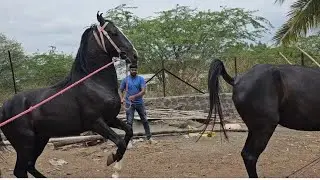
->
[[75, 24, 96, 74], [50, 25, 97, 89]]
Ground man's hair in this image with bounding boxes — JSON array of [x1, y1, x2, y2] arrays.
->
[[129, 64, 138, 69]]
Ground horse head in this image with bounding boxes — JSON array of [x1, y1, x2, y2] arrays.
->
[[94, 11, 138, 66]]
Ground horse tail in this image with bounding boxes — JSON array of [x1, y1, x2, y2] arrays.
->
[[198, 58, 234, 141]]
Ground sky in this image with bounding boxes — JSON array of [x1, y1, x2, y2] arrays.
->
[[1, 0, 294, 55]]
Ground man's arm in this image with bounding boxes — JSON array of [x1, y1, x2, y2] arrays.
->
[[119, 89, 126, 103], [133, 87, 145, 98], [119, 78, 126, 103]]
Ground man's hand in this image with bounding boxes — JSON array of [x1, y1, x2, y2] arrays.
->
[[129, 95, 135, 101]]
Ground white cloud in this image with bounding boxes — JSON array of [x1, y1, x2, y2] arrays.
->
[[0, 0, 293, 55]]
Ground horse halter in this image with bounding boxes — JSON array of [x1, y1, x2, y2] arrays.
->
[[93, 21, 135, 111], [93, 22, 130, 62]]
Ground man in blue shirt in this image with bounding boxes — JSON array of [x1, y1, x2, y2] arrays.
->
[[119, 64, 155, 146]]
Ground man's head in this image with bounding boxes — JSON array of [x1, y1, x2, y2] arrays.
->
[[129, 64, 138, 77]]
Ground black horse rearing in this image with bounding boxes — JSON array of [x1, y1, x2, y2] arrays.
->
[[207, 58, 320, 178], [0, 12, 138, 178]]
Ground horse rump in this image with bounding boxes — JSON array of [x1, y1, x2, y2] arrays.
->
[[0, 106, 8, 152], [0, 107, 5, 178], [0, 132, 5, 151]]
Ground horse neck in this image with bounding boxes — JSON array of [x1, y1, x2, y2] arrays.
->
[[90, 62, 119, 88], [68, 29, 119, 92], [70, 55, 119, 90]]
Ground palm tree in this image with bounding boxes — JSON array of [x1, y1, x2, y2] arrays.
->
[[272, 0, 320, 45]]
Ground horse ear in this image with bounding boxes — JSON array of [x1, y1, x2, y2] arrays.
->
[[96, 11, 105, 25]]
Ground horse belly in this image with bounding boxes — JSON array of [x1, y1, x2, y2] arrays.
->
[[279, 117, 320, 131], [34, 115, 83, 137], [279, 103, 320, 131], [278, 67, 320, 131]]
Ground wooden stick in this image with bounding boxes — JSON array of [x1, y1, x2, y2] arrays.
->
[[296, 46, 320, 67], [2, 128, 247, 148], [279, 52, 293, 65]]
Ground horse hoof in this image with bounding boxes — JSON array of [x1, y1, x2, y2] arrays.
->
[[107, 154, 115, 166], [111, 171, 119, 178], [114, 159, 123, 171]]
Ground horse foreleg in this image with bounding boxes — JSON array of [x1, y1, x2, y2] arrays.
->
[[107, 117, 133, 147], [92, 118, 126, 166], [107, 118, 132, 177]]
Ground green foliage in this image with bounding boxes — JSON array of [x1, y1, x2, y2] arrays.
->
[[104, 5, 273, 73], [0, 33, 25, 90], [273, 0, 320, 45], [18, 49, 73, 90], [103, 4, 276, 96], [0, 4, 320, 100], [0, 44, 73, 102]]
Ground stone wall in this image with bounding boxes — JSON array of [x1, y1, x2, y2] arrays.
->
[[0, 93, 242, 140], [144, 93, 240, 119]]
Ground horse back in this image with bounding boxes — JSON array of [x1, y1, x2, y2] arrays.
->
[[233, 64, 320, 130]]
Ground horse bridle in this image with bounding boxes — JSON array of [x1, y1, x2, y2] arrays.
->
[[93, 21, 134, 110], [93, 22, 130, 63]]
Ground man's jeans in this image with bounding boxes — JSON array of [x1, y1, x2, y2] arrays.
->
[[125, 103, 152, 140]]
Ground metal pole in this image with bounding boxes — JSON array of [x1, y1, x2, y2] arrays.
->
[[162, 60, 166, 97], [164, 69, 205, 94], [145, 68, 162, 84], [234, 57, 237, 75], [8, 50, 17, 94]]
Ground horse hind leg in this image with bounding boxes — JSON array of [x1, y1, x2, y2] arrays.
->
[[27, 136, 49, 178], [11, 137, 35, 178], [3, 128, 46, 178], [241, 118, 278, 178]]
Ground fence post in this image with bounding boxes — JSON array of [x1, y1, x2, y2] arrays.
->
[[161, 59, 166, 97], [301, 53, 305, 66], [8, 50, 17, 94], [234, 57, 237, 76]]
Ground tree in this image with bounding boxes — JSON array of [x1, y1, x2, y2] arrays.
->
[[0, 33, 25, 90], [18, 48, 74, 90], [105, 4, 272, 71], [273, 0, 320, 45], [104, 4, 140, 29], [103, 4, 273, 95]]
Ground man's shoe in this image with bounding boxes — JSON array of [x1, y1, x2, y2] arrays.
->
[[147, 138, 157, 144]]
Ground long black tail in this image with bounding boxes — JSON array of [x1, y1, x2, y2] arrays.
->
[[198, 59, 234, 141]]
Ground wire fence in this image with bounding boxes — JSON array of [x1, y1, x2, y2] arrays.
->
[[1, 48, 320, 102]]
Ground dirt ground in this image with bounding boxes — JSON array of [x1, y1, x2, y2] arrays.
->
[[2, 127, 320, 178]]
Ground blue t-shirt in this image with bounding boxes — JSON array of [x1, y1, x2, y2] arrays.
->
[[120, 75, 146, 105]]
